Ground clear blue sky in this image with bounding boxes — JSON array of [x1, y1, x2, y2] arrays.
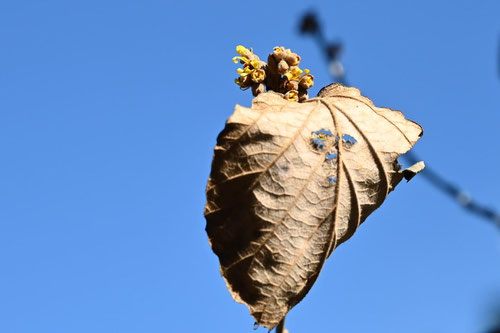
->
[[1, 1, 499, 332]]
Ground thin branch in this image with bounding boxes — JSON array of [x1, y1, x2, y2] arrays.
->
[[404, 151, 500, 226], [298, 11, 500, 229]]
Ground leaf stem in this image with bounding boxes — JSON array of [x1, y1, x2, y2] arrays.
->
[[275, 316, 286, 333]]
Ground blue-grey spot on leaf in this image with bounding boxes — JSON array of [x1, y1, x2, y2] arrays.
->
[[326, 153, 338, 160], [328, 177, 338, 184], [314, 129, 333, 137], [342, 134, 357, 145], [311, 129, 334, 150], [312, 139, 325, 149]]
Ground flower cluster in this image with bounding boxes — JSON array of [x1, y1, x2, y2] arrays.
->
[[232, 46, 267, 97], [269, 46, 314, 102], [233, 45, 314, 102]]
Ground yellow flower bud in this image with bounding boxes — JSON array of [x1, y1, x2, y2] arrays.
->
[[284, 66, 303, 81], [251, 69, 266, 83], [232, 44, 315, 98], [299, 74, 314, 89], [284, 90, 299, 102]]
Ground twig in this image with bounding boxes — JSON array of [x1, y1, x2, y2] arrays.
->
[[298, 11, 500, 228], [404, 151, 500, 226]]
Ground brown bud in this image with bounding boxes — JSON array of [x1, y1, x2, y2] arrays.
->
[[244, 50, 260, 62], [252, 83, 266, 96], [284, 52, 301, 66], [277, 60, 289, 75], [235, 75, 252, 89], [298, 89, 309, 102], [285, 80, 299, 91], [272, 46, 286, 61], [278, 77, 289, 93], [299, 74, 314, 89]]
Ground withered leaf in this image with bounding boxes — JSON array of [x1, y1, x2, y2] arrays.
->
[[204, 84, 423, 329]]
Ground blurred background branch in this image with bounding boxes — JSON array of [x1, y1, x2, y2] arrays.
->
[[298, 11, 500, 229], [486, 304, 500, 333]]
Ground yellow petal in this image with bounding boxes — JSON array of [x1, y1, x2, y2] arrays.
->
[[236, 45, 250, 55], [232, 56, 250, 64], [250, 60, 261, 69], [293, 67, 303, 75], [273, 46, 285, 53]]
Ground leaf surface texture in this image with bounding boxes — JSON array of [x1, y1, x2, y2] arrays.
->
[[205, 84, 423, 329]]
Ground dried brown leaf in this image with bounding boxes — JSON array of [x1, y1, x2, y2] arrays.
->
[[204, 84, 423, 329]]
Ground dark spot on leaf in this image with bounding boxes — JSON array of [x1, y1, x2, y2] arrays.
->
[[261, 248, 278, 269]]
